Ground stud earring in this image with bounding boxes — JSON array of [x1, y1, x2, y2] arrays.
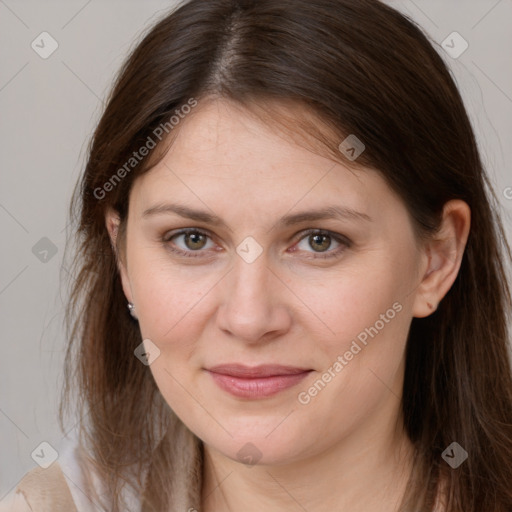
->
[[427, 302, 438, 312], [127, 302, 138, 320]]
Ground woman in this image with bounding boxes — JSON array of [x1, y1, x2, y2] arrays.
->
[[3, 0, 511, 510]]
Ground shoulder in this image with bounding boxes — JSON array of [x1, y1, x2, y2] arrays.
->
[[0, 434, 110, 512], [0, 463, 77, 512], [0, 490, 31, 512]]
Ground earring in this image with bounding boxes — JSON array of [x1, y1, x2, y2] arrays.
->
[[427, 302, 438, 312], [127, 302, 138, 320]]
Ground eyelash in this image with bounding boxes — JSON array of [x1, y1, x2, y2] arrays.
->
[[162, 228, 351, 260]]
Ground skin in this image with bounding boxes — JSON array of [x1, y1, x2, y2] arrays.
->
[[106, 98, 470, 512]]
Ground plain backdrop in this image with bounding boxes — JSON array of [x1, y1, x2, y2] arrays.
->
[[1, 0, 511, 498]]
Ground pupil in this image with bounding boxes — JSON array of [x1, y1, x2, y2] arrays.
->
[[183, 233, 331, 252], [187, 233, 205, 249], [311, 234, 330, 252]]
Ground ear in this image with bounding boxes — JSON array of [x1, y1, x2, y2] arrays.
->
[[105, 207, 134, 304], [412, 199, 471, 318]]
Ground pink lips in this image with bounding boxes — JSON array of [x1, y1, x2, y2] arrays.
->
[[205, 364, 312, 399]]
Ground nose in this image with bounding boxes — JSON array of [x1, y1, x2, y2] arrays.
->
[[216, 253, 293, 344]]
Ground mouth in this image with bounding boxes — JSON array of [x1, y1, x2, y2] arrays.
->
[[205, 364, 313, 399]]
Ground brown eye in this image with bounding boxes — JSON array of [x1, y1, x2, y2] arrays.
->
[[308, 233, 332, 252], [163, 228, 215, 258], [183, 231, 208, 250], [293, 229, 351, 260]]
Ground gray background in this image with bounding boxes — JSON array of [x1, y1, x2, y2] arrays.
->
[[1, 0, 511, 498]]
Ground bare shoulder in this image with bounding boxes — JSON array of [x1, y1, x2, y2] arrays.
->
[[0, 463, 78, 512], [0, 490, 32, 512]]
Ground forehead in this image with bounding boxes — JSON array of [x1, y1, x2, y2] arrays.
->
[[166, 98, 339, 176], [129, 98, 406, 230]]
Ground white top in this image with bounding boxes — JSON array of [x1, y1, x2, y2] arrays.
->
[[0, 430, 142, 512]]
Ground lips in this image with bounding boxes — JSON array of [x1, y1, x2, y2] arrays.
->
[[205, 364, 313, 399], [207, 363, 311, 378]]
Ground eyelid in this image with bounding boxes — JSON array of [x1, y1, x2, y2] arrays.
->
[[289, 228, 351, 259], [162, 227, 351, 259], [292, 228, 351, 247], [162, 228, 216, 258]]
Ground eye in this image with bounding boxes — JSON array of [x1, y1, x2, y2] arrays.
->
[[162, 228, 351, 260], [163, 228, 216, 258], [291, 229, 351, 259]]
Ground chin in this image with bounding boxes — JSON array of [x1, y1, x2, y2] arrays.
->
[[199, 420, 311, 467]]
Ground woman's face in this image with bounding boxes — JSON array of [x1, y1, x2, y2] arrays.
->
[[113, 98, 430, 466]]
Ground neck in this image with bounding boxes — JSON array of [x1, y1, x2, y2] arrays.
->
[[201, 410, 415, 512]]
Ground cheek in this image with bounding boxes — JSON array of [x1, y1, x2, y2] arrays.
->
[[301, 262, 408, 352], [129, 249, 219, 342], [293, 253, 414, 402]]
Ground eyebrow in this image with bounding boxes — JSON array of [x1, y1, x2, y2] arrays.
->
[[142, 202, 372, 228]]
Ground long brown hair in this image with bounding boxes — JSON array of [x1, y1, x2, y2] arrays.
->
[[61, 0, 512, 510]]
